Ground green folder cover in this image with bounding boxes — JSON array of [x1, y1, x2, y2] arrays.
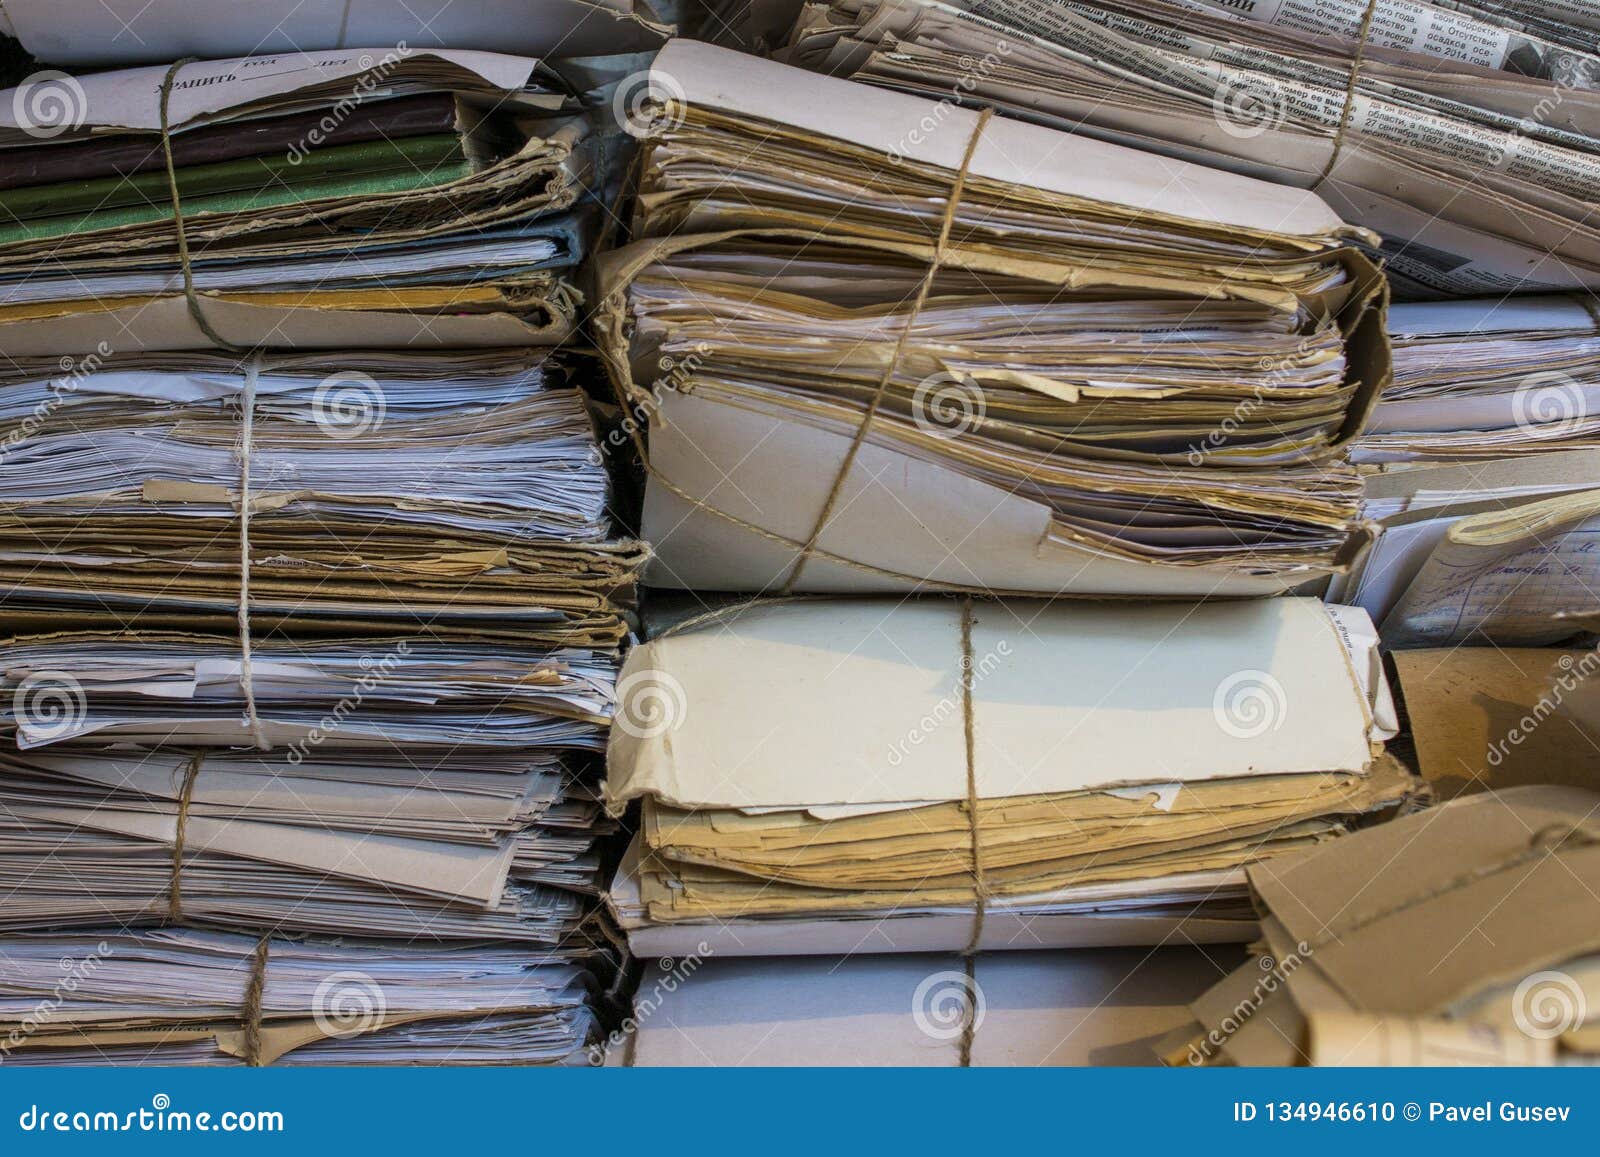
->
[[0, 135, 471, 246]]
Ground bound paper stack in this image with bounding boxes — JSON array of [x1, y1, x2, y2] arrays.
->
[[782, 0, 1600, 294], [0, 27, 647, 1064], [0, 51, 607, 352], [0, 930, 599, 1066], [1353, 297, 1600, 462], [0, 342, 640, 1060], [1166, 788, 1600, 1067], [599, 41, 1390, 598], [603, 598, 1414, 956], [0, 746, 610, 941]]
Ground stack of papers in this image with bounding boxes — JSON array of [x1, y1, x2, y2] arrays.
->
[[612, 946, 1242, 1066], [0, 25, 646, 1061], [1332, 458, 1600, 647], [0, 51, 604, 351], [0, 746, 609, 942], [0, 347, 641, 751], [0, 929, 597, 1065], [1355, 297, 1600, 462], [0, 349, 641, 644], [781, 0, 1600, 295], [1166, 787, 1600, 1066], [603, 597, 1414, 956], [600, 40, 1389, 597]]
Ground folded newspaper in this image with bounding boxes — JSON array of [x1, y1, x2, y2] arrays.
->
[[603, 597, 1415, 956], [1165, 787, 1600, 1066], [600, 40, 1390, 597], [781, 0, 1600, 295]]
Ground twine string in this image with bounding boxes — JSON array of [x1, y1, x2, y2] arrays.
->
[[779, 109, 995, 594]]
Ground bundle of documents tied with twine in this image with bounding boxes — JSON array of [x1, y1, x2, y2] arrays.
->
[[602, 597, 1419, 966], [597, 40, 1390, 598], [1163, 787, 1600, 1067], [0, 35, 650, 1064], [782, 0, 1600, 296], [0, 930, 602, 1066], [0, 48, 623, 352], [0, 342, 642, 1059]]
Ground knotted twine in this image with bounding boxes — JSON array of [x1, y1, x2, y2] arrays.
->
[[1313, 0, 1381, 187], [156, 59, 275, 1065], [156, 58, 270, 751], [631, 107, 1000, 1000], [649, 593, 991, 1065], [779, 108, 994, 594], [956, 596, 987, 1067]]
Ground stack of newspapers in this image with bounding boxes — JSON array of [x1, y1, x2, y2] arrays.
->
[[600, 41, 1387, 598], [603, 598, 1413, 957], [0, 23, 647, 1064], [780, 0, 1600, 296]]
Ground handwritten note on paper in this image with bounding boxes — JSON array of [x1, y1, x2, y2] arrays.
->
[[1383, 508, 1600, 648]]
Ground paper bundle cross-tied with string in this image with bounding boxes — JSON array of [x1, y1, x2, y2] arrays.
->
[[781, 0, 1600, 296], [0, 48, 619, 353], [0, 930, 602, 1066], [602, 597, 1419, 957], [0, 342, 642, 1062], [598, 41, 1389, 598]]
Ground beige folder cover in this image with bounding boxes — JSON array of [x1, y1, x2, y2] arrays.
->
[[605, 597, 1379, 813]]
